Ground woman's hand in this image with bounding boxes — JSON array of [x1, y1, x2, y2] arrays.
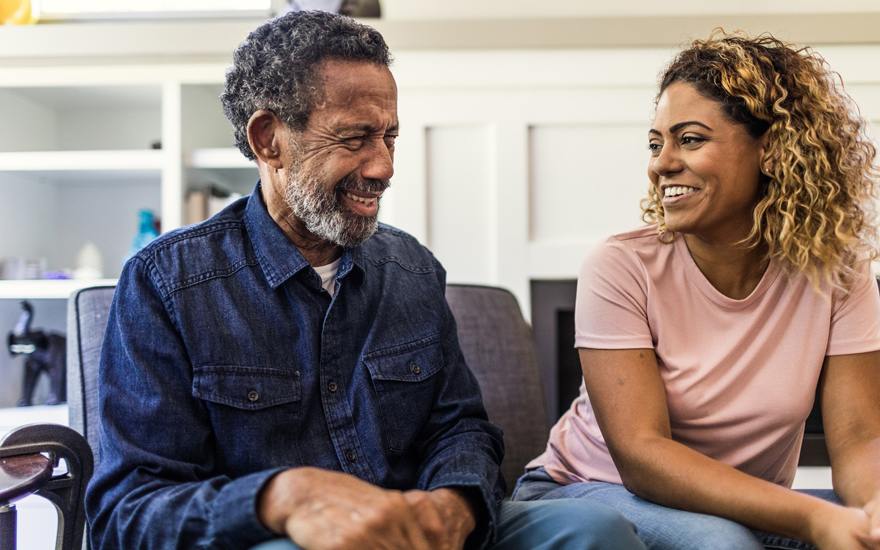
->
[[864, 494, 880, 542], [810, 499, 880, 550]]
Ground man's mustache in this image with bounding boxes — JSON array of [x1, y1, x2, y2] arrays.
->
[[336, 175, 390, 194]]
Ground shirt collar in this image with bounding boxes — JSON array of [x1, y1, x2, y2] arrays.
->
[[244, 181, 366, 290]]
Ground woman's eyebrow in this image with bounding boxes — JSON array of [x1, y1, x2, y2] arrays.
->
[[648, 121, 714, 137], [669, 121, 713, 133]]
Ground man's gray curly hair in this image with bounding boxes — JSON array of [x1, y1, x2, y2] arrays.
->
[[221, 10, 392, 160]]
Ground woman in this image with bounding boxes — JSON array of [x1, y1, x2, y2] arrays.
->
[[512, 30, 880, 550]]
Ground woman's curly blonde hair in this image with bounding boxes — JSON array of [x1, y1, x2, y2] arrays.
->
[[641, 29, 880, 293]]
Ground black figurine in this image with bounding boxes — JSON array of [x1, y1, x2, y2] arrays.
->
[[7, 301, 66, 406]]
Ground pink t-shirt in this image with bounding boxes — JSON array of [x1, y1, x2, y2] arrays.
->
[[529, 224, 880, 488]]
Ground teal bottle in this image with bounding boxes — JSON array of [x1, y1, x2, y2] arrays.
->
[[125, 209, 160, 264]]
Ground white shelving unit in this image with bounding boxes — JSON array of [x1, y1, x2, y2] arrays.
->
[[0, 149, 164, 172], [0, 67, 259, 298], [0, 68, 259, 419], [0, 279, 118, 299]]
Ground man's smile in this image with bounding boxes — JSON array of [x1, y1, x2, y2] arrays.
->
[[341, 188, 382, 216]]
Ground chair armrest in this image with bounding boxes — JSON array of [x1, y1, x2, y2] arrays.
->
[[0, 453, 52, 505], [0, 424, 93, 550]]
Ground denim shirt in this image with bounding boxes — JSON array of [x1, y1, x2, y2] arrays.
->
[[86, 183, 505, 550]]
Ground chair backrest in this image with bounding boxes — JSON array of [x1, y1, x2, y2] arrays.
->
[[445, 284, 549, 496], [66, 286, 116, 468], [66, 283, 547, 496]]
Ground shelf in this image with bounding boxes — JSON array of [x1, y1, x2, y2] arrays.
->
[[185, 148, 254, 169], [0, 404, 69, 439], [0, 14, 879, 67], [0, 279, 116, 300], [0, 149, 164, 173], [0, 150, 164, 184]]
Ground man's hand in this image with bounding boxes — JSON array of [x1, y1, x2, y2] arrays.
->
[[402, 488, 477, 550], [258, 467, 431, 550]]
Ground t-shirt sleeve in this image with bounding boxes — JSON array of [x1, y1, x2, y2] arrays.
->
[[574, 237, 654, 350], [827, 262, 880, 356]]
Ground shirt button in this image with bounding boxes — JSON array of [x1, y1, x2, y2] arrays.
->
[[411, 364, 421, 375], [328, 381, 338, 392], [345, 450, 357, 463], [247, 390, 259, 402]]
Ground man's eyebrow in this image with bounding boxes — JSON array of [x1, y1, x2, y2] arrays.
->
[[340, 123, 399, 134]]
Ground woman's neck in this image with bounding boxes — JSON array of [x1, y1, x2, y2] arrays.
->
[[683, 233, 770, 300]]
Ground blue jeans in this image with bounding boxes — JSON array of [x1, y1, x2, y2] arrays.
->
[[249, 498, 646, 550], [510, 468, 839, 550]]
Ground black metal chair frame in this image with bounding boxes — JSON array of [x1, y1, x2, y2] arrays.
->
[[0, 424, 93, 550]]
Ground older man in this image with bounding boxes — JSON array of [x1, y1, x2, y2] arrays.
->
[[85, 11, 644, 550]]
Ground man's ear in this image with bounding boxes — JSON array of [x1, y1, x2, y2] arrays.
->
[[247, 109, 286, 170]]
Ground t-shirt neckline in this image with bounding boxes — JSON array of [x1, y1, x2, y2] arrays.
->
[[673, 234, 781, 310]]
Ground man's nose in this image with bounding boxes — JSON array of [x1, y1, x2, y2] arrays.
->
[[361, 140, 394, 181]]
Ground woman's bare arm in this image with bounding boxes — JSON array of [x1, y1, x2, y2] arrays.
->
[[580, 347, 879, 549], [821, 351, 880, 537]]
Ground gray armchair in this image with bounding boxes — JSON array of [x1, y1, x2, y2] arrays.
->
[[2, 283, 547, 548], [66, 286, 115, 467], [445, 284, 549, 496], [0, 285, 112, 550]]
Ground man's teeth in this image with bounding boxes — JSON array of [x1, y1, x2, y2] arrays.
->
[[345, 191, 375, 205], [664, 186, 697, 197]]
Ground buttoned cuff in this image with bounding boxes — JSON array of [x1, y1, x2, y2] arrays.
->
[[210, 468, 288, 550], [429, 473, 500, 550]]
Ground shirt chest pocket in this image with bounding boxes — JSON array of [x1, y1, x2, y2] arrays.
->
[[363, 338, 444, 453], [192, 365, 302, 410], [191, 366, 303, 471]]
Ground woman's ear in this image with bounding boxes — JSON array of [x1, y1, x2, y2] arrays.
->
[[247, 110, 287, 170], [759, 132, 775, 175]]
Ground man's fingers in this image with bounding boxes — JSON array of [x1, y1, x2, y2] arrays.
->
[[280, 476, 431, 550]]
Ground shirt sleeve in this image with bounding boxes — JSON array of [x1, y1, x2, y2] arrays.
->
[[827, 262, 880, 356], [411, 257, 506, 550], [574, 237, 654, 350], [85, 256, 280, 550]]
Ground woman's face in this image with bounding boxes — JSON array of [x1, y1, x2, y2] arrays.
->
[[648, 82, 767, 244]]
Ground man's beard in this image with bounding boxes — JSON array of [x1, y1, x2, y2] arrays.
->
[[284, 168, 390, 249]]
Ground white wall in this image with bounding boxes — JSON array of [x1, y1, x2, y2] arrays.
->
[[2, 14, 879, 314], [382, 0, 880, 20], [378, 46, 880, 311]]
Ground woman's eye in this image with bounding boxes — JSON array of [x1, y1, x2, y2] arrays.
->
[[648, 142, 662, 155], [681, 136, 705, 145]]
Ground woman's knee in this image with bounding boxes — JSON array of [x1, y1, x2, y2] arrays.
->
[[637, 513, 764, 550], [248, 539, 302, 550], [494, 499, 645, 550], [567, 500, 646, 549]]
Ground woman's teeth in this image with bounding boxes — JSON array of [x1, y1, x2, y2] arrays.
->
[[345, 191, 375, 205], [664, 186, 697, 197]]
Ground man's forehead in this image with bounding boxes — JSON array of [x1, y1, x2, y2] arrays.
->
[[314, 59, 396, 94], [306, 59, 398, 131]]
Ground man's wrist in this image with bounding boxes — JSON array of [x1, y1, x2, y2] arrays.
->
[[440, 488, 476, 518], [432, 487, 477, 537], [256, 467, 314, 535]]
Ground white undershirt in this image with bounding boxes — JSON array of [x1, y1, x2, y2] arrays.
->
[[313, 258, 341, 296]]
